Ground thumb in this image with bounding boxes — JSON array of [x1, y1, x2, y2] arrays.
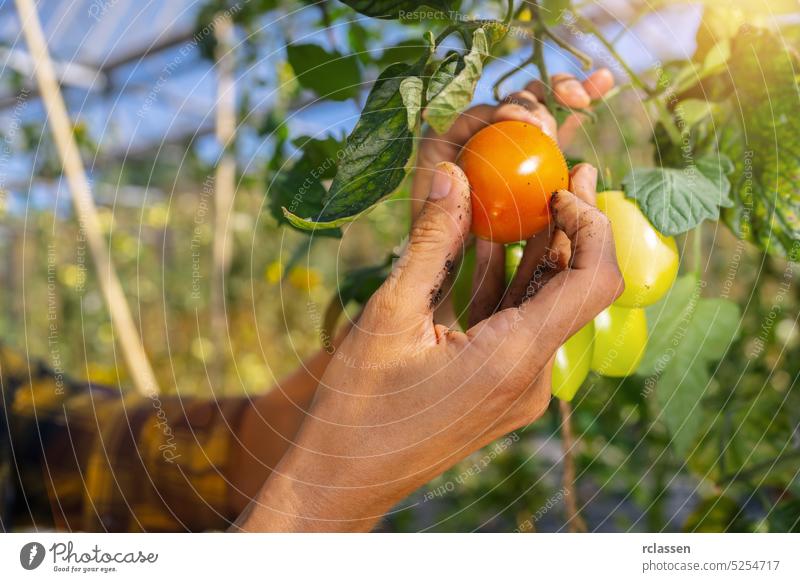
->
[[374, 162, 472, 325]]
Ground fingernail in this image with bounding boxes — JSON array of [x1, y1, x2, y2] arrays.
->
[[429, 164, 453, 200]]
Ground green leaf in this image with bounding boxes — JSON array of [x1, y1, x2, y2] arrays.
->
[[400, 77, 423, 132], [425, 28, 489, 134], [675, 99, 714, 129], [286, 44, 361, 101], [426, 52, 463, 101], [622, 154, 734, 236], [338, 0, 456, 20], [291, 136, 344, 180], [377, 39, 429, 67], [337, 255, 394, 306], [269, 156, 342, 237], [638, 276, 741, 455], [283, 52, 432, 230]]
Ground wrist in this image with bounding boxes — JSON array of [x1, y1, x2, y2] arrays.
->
[[236, 441, 401, 532]]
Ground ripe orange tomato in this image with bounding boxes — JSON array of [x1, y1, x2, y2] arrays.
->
[[458, 120, 568, 244]]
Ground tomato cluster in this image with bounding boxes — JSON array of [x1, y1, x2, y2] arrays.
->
[[551, 191, 679, 400], [453, 121, 678, 401], [451, 191, 679, 402]]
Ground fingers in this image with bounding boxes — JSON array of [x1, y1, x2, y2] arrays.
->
[[526, 68, 614, 109], [527, 69, 615, 146], [478, 189, 623, 361], [501, 164, 599, 308], [550, 189, 617, 273], [468, 239, 506, 326], [494, 90, 557, 138], [411, 105, 496, 219], [569, 163, 598, 205], [582, 68, 615, 100], [501, 229, 570, 308], [372, 162, 472, 326]]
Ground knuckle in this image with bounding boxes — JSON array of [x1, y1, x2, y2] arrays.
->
[[594, 262, 625, 305], [410, 219, 448, 249], [365, 283, 399, 319]]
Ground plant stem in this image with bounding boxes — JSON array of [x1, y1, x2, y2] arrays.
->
[[528, 2, 555, 110], [692, 223, 703, 281], [543, 28, 593, 70], [575, 15, 654, 97], [559, 399, 588, 532], [504, 0, 515, 25], [492, 56, 535, 101], [434, 25, 456, 47]]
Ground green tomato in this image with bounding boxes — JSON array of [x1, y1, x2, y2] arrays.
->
[[505, 242, 524, 283], [590, 304, 648, 377], [596, 191, 679, 308], [452, 245, 476, 331], [551, 322, 594, 401]]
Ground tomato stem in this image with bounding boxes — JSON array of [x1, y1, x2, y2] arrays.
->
[[529, 3, 555, 111], [558, 399, 588, 532]]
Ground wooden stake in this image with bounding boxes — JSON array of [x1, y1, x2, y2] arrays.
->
[[15, 0, 160, 397], [210, 12, 236, 393]]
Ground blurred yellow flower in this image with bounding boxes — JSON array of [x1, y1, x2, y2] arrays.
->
[[59, 264, 86, 289], [146, 205, 169, 228], [265, 261, 283, 284], [191, 336, 215, 362], [288, 266, 321, 292]]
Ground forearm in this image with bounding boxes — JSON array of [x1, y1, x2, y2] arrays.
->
[[227, 323, 353, 513], [231, 447, 393, 532]]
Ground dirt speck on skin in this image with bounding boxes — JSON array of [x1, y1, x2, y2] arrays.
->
[[428, 257, 456, 310], [429, 286, 444, 309]]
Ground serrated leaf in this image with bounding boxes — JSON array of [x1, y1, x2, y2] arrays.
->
[[638, 276, 741, 455], [338, 0, 457, 19], [286, 44, 361, 101], [424, 28, 489, 134], [622, 155, 734, 235], [400, 77, 423, 132]]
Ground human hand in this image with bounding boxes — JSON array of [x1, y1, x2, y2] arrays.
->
[[410, 69, 615, 324], [237, 161, 623, 532]]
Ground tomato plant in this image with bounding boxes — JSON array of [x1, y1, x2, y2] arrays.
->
[[21, 0, 789, 534], [458, 121, 568, 243]]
